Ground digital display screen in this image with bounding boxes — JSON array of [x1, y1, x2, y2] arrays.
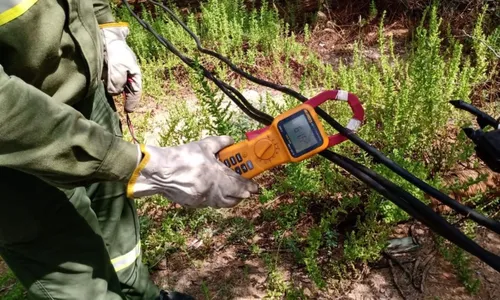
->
[[281, 114, 319, 154]]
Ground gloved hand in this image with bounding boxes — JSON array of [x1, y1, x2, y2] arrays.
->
[[127, 136, 259, 208], [100, 22, 142, 112]]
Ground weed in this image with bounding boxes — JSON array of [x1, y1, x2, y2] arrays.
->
[[137, 196, 223, 267], [158, 100, 203, 146], [437, 234, 481, 294], [225, 217, 255, 244], [261, 252, 306, 299], [259, 187, 278, 204], [470, 5, 490, 85], [112, 0, 499, 293], [188, 64, 237, 137], [262, 253, 288, 299], [201, 281, 211, 299], [303, 226, 326, 288], [302, 210, 340, 288], [282, 161, 323, 196], [343, 213, 390, 263], [434, 214, 484, 295], [369, 0, 378, 22], [0, 271, 25, 299]]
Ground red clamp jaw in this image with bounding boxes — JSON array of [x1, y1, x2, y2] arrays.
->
[[305, 90, 365, 147], [245, 90, 365, 147]]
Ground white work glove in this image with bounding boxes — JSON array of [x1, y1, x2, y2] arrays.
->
[[127, 136, 259, 208], [100, 22, 142, 112]]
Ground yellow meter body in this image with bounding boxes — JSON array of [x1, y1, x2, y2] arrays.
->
[[218, 90, 365, 178], [218, 104, 330, 179]]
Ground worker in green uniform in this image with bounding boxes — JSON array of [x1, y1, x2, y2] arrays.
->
[[0, 0, 259, 299]]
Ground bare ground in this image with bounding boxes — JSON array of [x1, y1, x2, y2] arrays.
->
[[149, 221, 500, 300], [1, 213, 499, 299]]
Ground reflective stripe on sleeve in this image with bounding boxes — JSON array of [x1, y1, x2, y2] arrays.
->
[[111, 241, 141, 272], [0, 0, 39, 26]]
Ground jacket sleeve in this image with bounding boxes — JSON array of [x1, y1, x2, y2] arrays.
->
[[0, 65, 139, 188], [93, 0, 115, 24]]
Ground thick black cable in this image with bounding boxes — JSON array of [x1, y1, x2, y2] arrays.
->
[[122, 1, 500, 272], [146, 0, 500, 235], [450, 100, 499, 129], [316, 110, 500, 234], [325, 151, 500, 272]]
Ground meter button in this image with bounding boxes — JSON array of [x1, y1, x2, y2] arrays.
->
[[235, 167, 242, 175], [255, 139, 275, 160], [241, 164, 248, 173], [246, 161, 254, 170], [230, 156, 237, 165], [236, 153, 243, 162], [223, 159, 231, 167]]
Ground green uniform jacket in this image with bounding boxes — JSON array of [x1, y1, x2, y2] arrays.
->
[[0, 0, 138, 187]]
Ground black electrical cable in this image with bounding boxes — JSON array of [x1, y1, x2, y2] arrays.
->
[[450, 100, 499, 129], [122, 0, 272, 125], [317, 110, 500, 235], [146, 0, 500, 235], [122, 1, 500, 272], [149, 0, 308, 102], [326, 151, 500, 272]]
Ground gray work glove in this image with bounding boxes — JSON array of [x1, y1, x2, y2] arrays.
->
[[127, 136, 259, 208], [100, 22, 142, 112]]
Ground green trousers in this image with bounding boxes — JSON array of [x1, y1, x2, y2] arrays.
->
[[0, 84, 159, 299]]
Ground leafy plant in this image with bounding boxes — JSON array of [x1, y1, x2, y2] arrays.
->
[[436, 224, 482, 295], [343, 214, 390, 263], [110, 0, 500, 293], [0, 269, 25, 299]]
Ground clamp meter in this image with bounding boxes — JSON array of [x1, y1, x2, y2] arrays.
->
[[218, 90, 365, 179]]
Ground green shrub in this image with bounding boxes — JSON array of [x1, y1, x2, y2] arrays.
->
[[343, 214, 390, 263], [0, 269, 25, 299], [436, 220, 482, 295], [138, 195, 223, 267], [112, 0, 499, 291]]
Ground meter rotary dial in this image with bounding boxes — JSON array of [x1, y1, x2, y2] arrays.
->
[[254, 139, 276, 160]]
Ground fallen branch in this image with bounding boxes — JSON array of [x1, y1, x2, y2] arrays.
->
[[384, 251, 413, 280], [0, 283, 15, 294], [262, 195, 286, 209], [372, 258, 416, 269], [388, 258, 408, 300], [412, 257, 422, 290], [421, 253, 436, 293]]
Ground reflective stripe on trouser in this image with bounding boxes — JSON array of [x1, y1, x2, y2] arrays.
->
[[0, 84, 159, 300], [112, 241, 141, 273]]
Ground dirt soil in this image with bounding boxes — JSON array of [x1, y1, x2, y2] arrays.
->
[[0, 260, 7, 275], [345, 226, 500, 300], [150, 223, 500, 300], [1, 213, 498, 299]]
